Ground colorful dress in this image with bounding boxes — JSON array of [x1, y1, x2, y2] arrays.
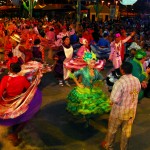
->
[[0, 67, 42, 126], [64, 45, 105, 71], [63, 45, 90, 70], [67, 67, 111, 117], [76, 45, 90, 57]]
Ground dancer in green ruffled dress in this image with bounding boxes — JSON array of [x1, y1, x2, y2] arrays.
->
[[67, 52, 111, 118]]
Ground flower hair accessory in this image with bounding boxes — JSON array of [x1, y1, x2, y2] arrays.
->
[[115, 33, 121, 38], [83, 52, 97, 62]]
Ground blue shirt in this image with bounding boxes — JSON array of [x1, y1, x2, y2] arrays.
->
[[97, 38, 110, 48]]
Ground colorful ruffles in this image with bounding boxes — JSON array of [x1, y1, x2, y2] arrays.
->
[[64, 57, 105, 71], [67, 85, 111, 117]]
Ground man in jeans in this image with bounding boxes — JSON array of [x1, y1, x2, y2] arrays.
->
[[101, 62, 141, 150]]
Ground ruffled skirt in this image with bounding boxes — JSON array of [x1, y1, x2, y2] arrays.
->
[[0, 89, 42, 126], [67, 86, 111, 117], [64, 57, 105, 71]]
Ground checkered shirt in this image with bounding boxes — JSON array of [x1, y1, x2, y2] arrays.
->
[[110, 74, 141, 120]]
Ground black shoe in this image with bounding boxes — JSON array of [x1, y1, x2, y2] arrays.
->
[[64, 80, 71, 87]]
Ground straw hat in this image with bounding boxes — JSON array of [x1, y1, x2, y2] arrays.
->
[[10, 34, 21, 43]]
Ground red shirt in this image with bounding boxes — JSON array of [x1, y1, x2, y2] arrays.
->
[[0, 75, 30, 98]]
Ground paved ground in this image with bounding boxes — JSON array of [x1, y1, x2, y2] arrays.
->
[[0, 67, 150, 150]]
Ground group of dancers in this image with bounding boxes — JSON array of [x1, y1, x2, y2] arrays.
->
[[0, 17, 149, 149]]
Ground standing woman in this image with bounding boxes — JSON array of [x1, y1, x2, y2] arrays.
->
[[0, 63, 42, 146], [53, 36, 73, 86], [66, 52, 111, 121]]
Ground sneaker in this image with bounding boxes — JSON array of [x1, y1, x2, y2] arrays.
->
[[59, 80, 64, 86], [109, 77, 115, 83], [64, 80, 71, 87]]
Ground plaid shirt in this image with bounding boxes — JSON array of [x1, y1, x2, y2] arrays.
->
[[110, 74, 141, 120]]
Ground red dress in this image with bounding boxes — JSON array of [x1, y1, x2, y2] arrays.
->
[[0, 73, 42, 125], [0, 75, 30, 98]]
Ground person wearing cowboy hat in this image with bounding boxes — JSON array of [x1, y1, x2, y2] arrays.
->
[[11, 34, 25, 64]]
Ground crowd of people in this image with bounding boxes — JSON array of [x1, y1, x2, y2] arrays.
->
[[0, 16, 150, 149]]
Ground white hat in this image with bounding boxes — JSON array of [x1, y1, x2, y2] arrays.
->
[[10, 34, 21, 43]]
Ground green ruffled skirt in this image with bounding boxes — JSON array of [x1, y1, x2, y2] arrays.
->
[[67, 86, 111, 117]]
